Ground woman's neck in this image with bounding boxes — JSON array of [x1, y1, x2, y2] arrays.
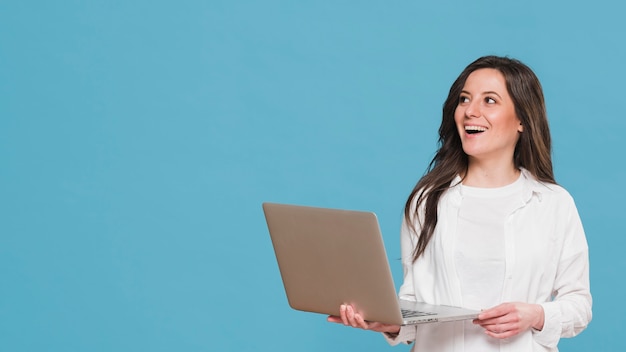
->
[[462, 160, 520, 188]]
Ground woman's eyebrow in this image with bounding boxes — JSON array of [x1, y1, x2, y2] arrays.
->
[[482, 90, 503, 99], [460, 90, 503, 99]]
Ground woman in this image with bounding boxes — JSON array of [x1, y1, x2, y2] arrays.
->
[[328, 56, 592, 351]]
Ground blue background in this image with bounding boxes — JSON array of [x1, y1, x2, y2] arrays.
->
[[1, 1, 624, 351]]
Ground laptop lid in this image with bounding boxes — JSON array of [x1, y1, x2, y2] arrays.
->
[[263, 202, 405, 325]]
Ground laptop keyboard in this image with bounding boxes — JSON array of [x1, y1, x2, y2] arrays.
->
[[401, 309, 437, 318]]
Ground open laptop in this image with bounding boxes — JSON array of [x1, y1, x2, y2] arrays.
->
[[262, 202, 479, 325]]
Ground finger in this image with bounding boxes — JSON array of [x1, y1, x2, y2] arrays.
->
[[475, 315, 515, 330], [346, 305, 359, 327], [484, 326, 519, 339], [327, 315, 343, 324], [474, 316, 507, 326], [340, 304, 349, 325], [478, 303, 513, 320], [354, 311, 369, 329], [483, 322, 519, 338]]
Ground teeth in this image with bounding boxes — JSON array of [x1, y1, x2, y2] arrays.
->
[[465, 126, 487, 132]]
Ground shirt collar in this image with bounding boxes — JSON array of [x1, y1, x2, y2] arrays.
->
[[448, 168, 550, 206]]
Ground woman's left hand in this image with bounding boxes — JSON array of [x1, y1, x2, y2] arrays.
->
[[473, 302, 545, 339]]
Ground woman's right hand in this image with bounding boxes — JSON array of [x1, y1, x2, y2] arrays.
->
[[327, 304, 401, 335]]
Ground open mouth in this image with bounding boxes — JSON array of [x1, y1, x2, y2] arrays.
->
[[465, 126, 486, 135]]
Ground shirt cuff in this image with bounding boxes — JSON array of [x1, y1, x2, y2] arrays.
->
[[382, 325, 417, 346], [532, 302, 561, 348]]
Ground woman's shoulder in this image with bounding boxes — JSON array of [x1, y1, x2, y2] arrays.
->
[[538, 182, 574, 200], [522, 171, 576, 205]]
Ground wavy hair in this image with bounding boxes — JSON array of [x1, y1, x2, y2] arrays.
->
[[405, 55, 555, 262]]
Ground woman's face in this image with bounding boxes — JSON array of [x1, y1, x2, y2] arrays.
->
[[454, 68, 523, 164]]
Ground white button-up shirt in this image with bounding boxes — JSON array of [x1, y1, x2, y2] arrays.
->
[[386, 169, 592, 351]]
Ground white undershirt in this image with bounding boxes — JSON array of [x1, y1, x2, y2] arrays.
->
[[455, 174, 524, 351]]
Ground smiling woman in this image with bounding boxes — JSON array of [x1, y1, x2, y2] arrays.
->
[[327, 56, 592, 352]]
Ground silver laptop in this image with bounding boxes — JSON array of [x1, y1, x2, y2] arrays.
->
[[262, 202, 479, 325]]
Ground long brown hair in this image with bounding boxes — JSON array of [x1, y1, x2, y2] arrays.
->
[[405, 55, 555, 262]]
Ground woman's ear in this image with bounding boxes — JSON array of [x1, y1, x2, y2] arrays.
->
[[518, 122, 524, 133]]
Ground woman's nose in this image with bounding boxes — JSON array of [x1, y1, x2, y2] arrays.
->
[[465, 100, 480, 118]]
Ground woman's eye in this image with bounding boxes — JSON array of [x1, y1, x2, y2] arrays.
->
[[459, 96, 470, 103], [485, 97, 496, 104]]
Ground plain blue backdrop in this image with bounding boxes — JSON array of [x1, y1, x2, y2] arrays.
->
[[1, 1, 624, 351]]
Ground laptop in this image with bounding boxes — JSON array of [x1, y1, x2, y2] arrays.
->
[[262, 202, 480, 325]]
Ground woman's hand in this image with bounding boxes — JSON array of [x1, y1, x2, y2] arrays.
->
[[327, 304, 401, 335], [473, 302, 545, 339]]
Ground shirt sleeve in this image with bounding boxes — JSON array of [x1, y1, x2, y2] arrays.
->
[[382, 214, 421, 346], [398, 215, 419, 301], [532, 194, 592, 347]]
